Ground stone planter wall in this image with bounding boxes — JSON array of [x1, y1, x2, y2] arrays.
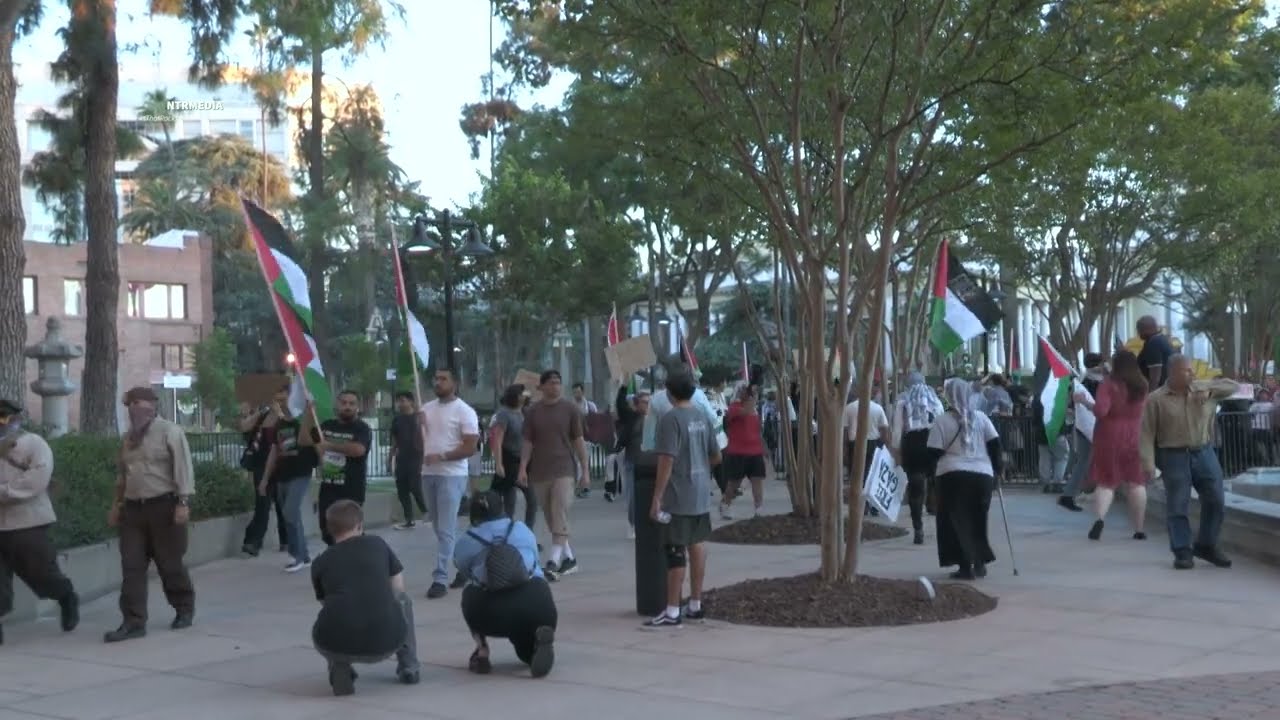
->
[[11, 489, 396, 624], [1145, 480, 1280, 567]]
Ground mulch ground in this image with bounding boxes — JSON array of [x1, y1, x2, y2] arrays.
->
[[703, 572, 998, 628], [708, 512, 909, 545]]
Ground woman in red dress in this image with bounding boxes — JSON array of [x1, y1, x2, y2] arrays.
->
[[1075, 350, 1150, 541]]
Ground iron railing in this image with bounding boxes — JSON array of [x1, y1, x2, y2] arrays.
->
[[759, 411, 1277, 485], [185, 430, 612, 480]]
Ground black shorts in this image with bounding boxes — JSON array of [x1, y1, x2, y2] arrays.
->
[[664, 513, 712, 546], [723, 453, 766, 482]]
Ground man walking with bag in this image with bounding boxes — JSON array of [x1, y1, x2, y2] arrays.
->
[[0, 399, 78, 643], [105, 387, 196, 643]]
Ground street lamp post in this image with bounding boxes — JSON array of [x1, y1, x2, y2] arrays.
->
[[403, 209, 494, 373]]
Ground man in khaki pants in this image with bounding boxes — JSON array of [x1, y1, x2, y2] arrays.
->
[[519, 370, 589, 580]]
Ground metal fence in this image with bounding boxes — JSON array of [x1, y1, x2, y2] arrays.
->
[[185, 430, 613, 480], [759, 411, 1278, 486]]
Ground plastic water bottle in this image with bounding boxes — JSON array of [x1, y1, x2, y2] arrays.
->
[[656, 511, 672, 524]]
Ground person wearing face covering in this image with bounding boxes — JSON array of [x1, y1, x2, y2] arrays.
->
[[889, 372, 944, 545], [927, 378, 1002, 580], [104, 386, 196, 643]]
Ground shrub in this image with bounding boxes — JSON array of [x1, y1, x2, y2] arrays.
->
[[46, 433, 255, 550]]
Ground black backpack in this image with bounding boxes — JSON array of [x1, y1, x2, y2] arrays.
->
[[466, 520, 533, 592]]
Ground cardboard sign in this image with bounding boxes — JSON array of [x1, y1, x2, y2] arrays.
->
[[864, 445, 907, 522], [607, 336, 658, 379], [513, 369, 543, 402], [1232, 383, 1256, 401], [1073, 380, 1095, 441]]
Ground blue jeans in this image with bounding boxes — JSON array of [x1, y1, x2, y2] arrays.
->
[[423, 475, 468, 584], [1157, 446, 1225, 553], [1038, 436, 1071, 486], [276, 476, 311, 563]]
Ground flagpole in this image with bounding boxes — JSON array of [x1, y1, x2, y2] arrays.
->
[[241, 197, 325, 440], [389, 222, 424, 409]]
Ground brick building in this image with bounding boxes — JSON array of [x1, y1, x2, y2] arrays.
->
[[22, 232, 214, 430]]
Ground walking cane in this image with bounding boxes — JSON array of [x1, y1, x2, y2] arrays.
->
[[995, 471, 1019, 576]]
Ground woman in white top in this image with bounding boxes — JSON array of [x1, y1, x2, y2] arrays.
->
[[927, 378, 1003, 581]]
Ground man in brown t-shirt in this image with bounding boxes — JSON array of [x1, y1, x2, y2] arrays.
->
[[519, 370, 589, 579]]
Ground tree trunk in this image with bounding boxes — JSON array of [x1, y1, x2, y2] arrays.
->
[[79, 0, 121, 434], [0, 8, 27, 405]]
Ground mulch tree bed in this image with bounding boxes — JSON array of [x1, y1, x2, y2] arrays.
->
[[708, 512, 909, 545], [703, 572, 998, 628]]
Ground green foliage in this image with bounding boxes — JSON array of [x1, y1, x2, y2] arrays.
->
[[46, 434, 254, 550], [192, 327, 239, 428], [331, 334, 387, 399]]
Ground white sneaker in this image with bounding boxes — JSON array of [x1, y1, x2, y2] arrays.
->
[[753, 504, 763, 517], [393, 522, 416, 531], [719, 503, 733, 520], [284, 560, 311, 573], [627, 527, 636, 540]]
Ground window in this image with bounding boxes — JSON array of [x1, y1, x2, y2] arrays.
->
[[264, 126, 287, 155], [121, 187, 136, 213], [22, 276, 35, 315], [127, 282, 187, 320], [208, 119, 236, 136], [181, 120, 202, 139], [63, 279, 83, 316], [152, 344, 195, 370], [238, 120, 255, 141]]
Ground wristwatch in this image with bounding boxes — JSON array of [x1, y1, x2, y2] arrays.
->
[[177, 496, 190, 507]]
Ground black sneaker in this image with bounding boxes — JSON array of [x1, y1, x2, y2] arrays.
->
[[1173, 550, 1195, 570], [529, 626, 555, 678], [397, 667, 420, 684], [973, 563, 987, 579], [170, 612, 193, 630], [912, 529, 924, 545], [468, 649, 492, 674], [1193, 545, 1233, 568], [642, 612, 682, 629], [103, 624, 146, 643], [604, 492, 615, 503], [683, 605, 706, 622], [59, 592, 79, 632], [329, 663, 356, 696], [1133, 531, 1147, 540], [1088, 519, 1104, 540], [426, 582, 448, 599], [241, 543, 260, 557], [450, 574, 467, 589], [543, 561, 560, 582], [556, 557, 579, 577], [1058, 496, 1083, 512]]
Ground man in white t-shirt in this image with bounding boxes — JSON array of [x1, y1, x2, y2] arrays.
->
[[843, 395, 890, 485], [420, 368, 480, 600]]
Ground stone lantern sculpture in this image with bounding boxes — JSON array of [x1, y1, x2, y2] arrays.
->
[[24, 317, 84, 438]]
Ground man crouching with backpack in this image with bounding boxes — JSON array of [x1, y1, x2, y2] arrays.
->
[[310, 500, 420, 695], [453, 490, 557, 678]]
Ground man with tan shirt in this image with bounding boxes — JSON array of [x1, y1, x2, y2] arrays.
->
[[0, 399, 78, 644], [105, 387, 196, 643], [1139, 355, 1238, 570]]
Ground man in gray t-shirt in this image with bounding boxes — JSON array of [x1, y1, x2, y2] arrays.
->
[[644, 371, 720, 629]]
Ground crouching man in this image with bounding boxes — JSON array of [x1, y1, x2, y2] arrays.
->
[[310, 500, 421, 695], [0, 398, 78, 643]]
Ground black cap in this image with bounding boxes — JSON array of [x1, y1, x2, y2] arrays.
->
[[0, 399, 22, 417]]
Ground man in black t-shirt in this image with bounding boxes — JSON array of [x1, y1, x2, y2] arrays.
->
[[388, 392, 427, 530], [311, 500, 419, 695], [317, 390, 373, 545], [1137, 316, 1175, 389]]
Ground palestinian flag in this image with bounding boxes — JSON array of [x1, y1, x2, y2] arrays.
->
[[606, 304, 621, 346], [391, 237, 431, 385], [929, 238, 1003, 355], [1034, 336, 1074, 445], [242, 198, 334, 422]]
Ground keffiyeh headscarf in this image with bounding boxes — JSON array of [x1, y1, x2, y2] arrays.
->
[[943, 377, 985, 454], [900, 371, 942, 432]]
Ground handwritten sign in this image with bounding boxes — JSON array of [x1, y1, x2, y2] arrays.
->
[[513, 369, 543, 402], [607, 336, 658, 379], [864, 446, 907, 521]]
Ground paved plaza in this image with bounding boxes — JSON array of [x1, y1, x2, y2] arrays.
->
[[0, 484, 1279, 720]]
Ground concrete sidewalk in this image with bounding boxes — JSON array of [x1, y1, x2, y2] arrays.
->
[[0, 485, 1278, 719]]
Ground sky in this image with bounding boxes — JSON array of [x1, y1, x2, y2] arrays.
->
[[12, 0, 570, 210]]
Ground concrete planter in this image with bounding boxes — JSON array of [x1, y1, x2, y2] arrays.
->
[[1145, 476, 1280, 567], [11, 490, 396, 624]]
